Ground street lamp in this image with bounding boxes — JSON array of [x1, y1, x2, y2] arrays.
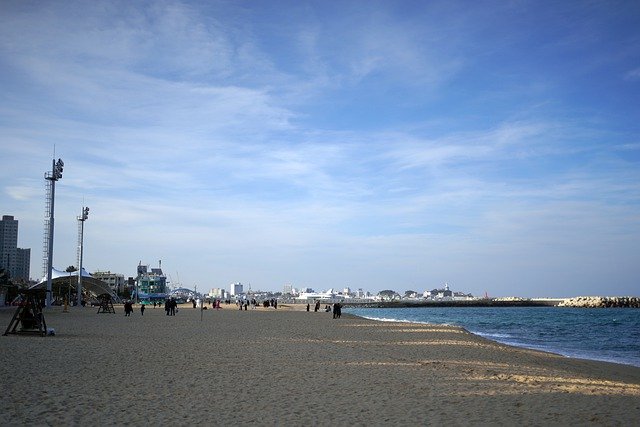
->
[[45, 158, 64, 307], [77, 206, 89, 307]]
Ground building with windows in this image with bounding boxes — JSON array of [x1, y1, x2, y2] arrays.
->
[[209, 288, 226, 299], [230, 282, 243, 296], [92, 271, 126, 295], [0, 215, 30, 282], [136, 262, 167, 295]]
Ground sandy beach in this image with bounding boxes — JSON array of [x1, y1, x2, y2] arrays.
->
[[1, 303, 639, 426]]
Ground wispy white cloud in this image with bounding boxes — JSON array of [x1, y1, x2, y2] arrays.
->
[[1, 1, 638, 297], [625, 67, 640, 81]]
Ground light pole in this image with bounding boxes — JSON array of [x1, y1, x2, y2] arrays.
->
[[45, 158, 64, 307], [77, 206, 89, 307]]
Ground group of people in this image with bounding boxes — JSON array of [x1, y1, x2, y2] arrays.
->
[[305, 301, 342, 318], [164, 298, 178, 316]]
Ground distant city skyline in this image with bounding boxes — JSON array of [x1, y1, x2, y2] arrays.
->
[[1, 1, 639, 298]]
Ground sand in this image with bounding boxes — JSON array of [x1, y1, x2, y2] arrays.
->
[[1, 303, 639, 426]]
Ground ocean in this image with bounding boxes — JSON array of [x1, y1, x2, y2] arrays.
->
[[343, 306, 640, 368]]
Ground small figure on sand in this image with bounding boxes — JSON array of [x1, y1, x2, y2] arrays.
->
[[140, 303, 145, 316], [124, 301, 133, 316], [332, 303, 342, 319]]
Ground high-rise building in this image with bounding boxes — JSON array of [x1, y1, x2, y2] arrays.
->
[[15, 248, 31, 281], [230, 282, 243, 296], [0, 215, 30, 282]]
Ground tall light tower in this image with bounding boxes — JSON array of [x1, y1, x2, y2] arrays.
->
[[44, 158, 64, 307], [77, 206, 89, 306]]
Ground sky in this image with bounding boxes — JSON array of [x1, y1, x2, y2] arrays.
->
[[1, 0, 639, 298]]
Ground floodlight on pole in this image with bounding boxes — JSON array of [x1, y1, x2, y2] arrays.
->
[[77, 206, 89, 307], [44, 158, 63, 308]]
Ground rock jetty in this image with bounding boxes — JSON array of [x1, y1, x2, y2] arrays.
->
[[558, 296, 640, 308]]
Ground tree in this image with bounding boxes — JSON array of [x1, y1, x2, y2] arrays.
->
[[378, 290, 399, 300], [65, 266, 77, 272], [404, 290, 417, 298]]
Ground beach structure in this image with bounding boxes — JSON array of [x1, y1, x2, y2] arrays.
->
[[96, 293, 115, 314], [75, 206, 89, 308], [3, 289, 47, 336], [43, 158, 64, 307], [28, 267, 118, 305]]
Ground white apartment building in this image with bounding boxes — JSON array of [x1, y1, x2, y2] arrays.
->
[[230, 282, 243, 296]]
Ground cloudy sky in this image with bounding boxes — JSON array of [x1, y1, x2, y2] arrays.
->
[[1, 0, 639, 297]]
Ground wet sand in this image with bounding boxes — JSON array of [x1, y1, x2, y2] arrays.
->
[[1, 304, 639, 425]]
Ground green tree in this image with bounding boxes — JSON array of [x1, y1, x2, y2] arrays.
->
[[378, 290, 399, 300]]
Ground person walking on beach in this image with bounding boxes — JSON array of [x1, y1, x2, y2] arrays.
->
[[140, 303, 145, 316], [124, 301, 133, 316]]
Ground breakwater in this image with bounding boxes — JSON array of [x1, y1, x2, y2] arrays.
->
[[343, 297, 640, 309], [343, 299, 561, 309], [558, 296, 640, 308]]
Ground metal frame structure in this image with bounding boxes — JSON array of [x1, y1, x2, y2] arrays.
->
[[43, 158, 63, 307], [77, 206, 89, 306]]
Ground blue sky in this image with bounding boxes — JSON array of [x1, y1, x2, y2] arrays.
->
[[1, 0, 639, 297]]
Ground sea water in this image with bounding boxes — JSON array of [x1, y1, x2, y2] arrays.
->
[[343, 306, 640, 368]]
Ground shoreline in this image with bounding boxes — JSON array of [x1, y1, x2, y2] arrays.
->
[[354, 312, 640, 370], [1, 305, 639, 425], [344, 305, 640, 370]]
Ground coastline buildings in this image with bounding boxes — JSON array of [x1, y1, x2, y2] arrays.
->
[[136, 262, 167, 294], [423, 283, 474, 301], [92, 270, 126, 295], [209, 287, 226, 300], [0, 215, 30, 283], [230, 282, 243, 296]]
